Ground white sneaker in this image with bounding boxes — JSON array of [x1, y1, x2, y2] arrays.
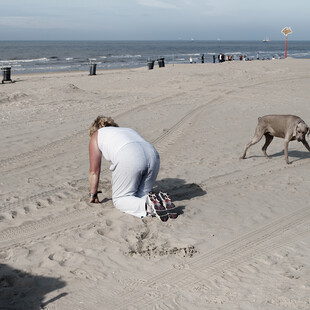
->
[[158, 192, 178, 219], [146, 192, 169, 222]]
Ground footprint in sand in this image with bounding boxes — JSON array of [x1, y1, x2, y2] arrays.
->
[[97, 220, 113, 236], [10, 211, 17, 219], [70, 268, 98, 280], [23, 207, 30, 214], [97, 228, 107, 236], [0, 249, 13, 260]]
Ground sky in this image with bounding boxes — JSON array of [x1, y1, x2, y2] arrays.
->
[[0, 0, 309, 41]]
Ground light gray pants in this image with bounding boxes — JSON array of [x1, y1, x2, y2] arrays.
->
[[111, 142, 160, 218]]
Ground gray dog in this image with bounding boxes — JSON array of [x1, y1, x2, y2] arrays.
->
[[241, 115, 310, 164]]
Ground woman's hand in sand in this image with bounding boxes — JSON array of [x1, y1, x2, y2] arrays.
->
[[89, 197, 100, 203], [89, 192, 100, 203]]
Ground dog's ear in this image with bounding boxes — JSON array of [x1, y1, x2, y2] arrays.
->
[[302, 121, 310, 136]]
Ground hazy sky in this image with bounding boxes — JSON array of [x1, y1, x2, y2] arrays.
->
[[0, 0, 308, 40]]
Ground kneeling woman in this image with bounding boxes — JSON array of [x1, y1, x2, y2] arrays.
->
[[88, 115, 161, 218]]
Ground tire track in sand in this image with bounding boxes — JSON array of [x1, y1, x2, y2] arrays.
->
[[0, 209, 95, 249]]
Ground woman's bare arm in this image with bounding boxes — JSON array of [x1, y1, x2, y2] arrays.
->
[[89, 131, 102, 203]]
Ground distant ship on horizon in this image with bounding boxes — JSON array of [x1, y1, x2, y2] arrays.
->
[[263, 37, 270, 42]]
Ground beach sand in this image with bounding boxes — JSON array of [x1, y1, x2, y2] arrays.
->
[[1, 59, 310, 309]]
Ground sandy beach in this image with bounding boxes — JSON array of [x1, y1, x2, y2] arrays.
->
[[1, 59, 310, 309]]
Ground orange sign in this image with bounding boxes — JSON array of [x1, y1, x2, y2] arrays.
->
[[281, 27, 292, 36], [281, 27, 292, 59]]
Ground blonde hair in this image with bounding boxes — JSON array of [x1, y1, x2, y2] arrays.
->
[[89, 115, 119, 136]]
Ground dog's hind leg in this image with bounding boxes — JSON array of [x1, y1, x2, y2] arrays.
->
[[262, 133, 273, 159], [240, 129, 264, 159]]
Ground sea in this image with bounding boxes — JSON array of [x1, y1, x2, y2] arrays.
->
[[0, 40, 310, 74]]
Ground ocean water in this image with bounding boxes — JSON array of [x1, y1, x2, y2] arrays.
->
[[0, 40, 309, 74]]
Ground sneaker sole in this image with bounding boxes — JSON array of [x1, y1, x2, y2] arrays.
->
[[165, 203, 178, 219], [158, 192, 178, 219], [154, 206, 169, 222]]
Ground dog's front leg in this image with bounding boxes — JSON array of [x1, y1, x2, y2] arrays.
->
[[301, 139, 310, 153], [284, 140, 291, 164]]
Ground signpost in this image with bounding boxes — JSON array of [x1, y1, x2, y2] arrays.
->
[[281, 27, 292, 59]]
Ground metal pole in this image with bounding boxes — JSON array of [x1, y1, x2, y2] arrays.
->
[[285, 36, 288, 59]]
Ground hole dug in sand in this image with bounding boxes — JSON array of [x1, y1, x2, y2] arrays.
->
[[126, 244, 197, 258]]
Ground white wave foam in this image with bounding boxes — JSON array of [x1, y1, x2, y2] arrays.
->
[[111, 55, 142, 58], [290, 52, 310, 57], [13, 65, 74, 72], [1, 57, 49, 64]]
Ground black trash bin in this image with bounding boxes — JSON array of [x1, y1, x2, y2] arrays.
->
[[147, 60, 155, 70], [157, 57, 165, 68], [2, 67, 12, 83], [89, 63, 97, 75]]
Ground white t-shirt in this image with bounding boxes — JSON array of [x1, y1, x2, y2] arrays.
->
[[97, 127, 146, 163]]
